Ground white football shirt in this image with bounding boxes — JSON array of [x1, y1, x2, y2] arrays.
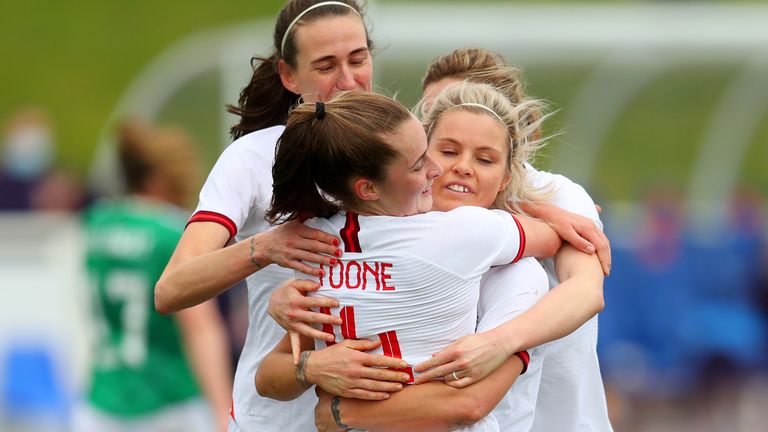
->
[[476, 258, 549, 431], [301, 207, 527, 432], [190, 126, 318, 432], [526, 165, 613, 432]]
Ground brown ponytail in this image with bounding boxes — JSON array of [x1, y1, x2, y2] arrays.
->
[[267, 91, 411, 223], [226, 54, 298, 139]]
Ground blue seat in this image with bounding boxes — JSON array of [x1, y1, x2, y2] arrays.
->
[[1, 342, 69, 424]]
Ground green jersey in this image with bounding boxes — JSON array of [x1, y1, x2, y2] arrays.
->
[[83, 198, 199, 417]]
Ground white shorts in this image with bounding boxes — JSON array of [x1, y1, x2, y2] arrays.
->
[[71, 397, 216, 432]]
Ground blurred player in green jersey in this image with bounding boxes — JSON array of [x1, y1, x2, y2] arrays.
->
[[74, 120, 232, 432]]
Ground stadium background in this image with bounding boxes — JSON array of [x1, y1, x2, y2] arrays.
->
[[1, 0, 767, 431]]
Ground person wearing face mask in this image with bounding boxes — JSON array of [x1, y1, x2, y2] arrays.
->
[[0, 107, 84, 211]]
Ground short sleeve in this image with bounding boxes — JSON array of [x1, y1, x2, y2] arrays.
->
[[188, 127, 282, 239], [418, 207, 525, 278]]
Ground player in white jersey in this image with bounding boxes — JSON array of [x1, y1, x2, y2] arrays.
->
[[411, 48, 612, 431], [255, 90, 562, 432], [154, 2, 414, 431]]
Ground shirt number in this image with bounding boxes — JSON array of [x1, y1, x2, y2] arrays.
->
[[320, 305, 414, 382]]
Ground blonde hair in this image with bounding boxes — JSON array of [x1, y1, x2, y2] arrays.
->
[[117, 120, 202, 209], [423, 82, 549, 213]]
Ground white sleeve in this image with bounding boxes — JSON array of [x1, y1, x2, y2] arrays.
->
[[188, 132, 277, 238], [525, 164, 603, 230], [423, 207, 525, 277], [476, 258, 549, 332]]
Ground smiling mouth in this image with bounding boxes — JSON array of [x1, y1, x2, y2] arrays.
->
[[446, 184, 470, 193]]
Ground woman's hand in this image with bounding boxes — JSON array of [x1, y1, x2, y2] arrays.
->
[[307, 339, 411, 400], [413, 330, 509, 388], [535, 203, 611, 275], [252, 220, 342, 277], [268, 279, 341, 344]]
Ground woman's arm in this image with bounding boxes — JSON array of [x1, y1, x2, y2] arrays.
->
[[415, 245, 603, 386], [523, 201, 611, 275], [256, 332, 316, 400], [506, 243, 605, 348], [155, 220, 341, 314], [514, 213, 562, 260], [255, 333, 412, 401], [175, 299, 233, 431], [315, 356, 525, 432]]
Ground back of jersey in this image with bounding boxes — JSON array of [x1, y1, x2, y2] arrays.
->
[[83, 198, 199, 416], [306, 208, 524, 380]]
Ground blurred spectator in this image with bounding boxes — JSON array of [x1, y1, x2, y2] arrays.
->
[[601, 188, 698, 397], [677, 187, 766, 378], [0, 107, 84, 211], [599, 185, 768, 430], [72, 120, 231, 432]]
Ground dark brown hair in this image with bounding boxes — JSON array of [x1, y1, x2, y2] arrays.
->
[[266, 91, 412, 223], [227, 0, 373, 140]]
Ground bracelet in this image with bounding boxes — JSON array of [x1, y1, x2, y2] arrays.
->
[[331, 396, 349, 430], [295, 350, 312, 386]]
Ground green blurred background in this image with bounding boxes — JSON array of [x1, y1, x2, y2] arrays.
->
[[0, 0, 280, 174], [2, 0, 766, 202]]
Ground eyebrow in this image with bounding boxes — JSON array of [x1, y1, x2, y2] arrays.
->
[[310, 47, 369, 66], [475, 145, 504, 154], [434, 137, 504, 154]]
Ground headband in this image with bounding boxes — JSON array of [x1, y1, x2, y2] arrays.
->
[[454, 103, 505, 124], [280, 1, 360, 55], [427, 102, 506, 138]]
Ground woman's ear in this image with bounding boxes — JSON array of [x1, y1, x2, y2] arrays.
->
[[353, 178, 379, 202], [278, 59, 300, 95], [499, 171, 512, 193]]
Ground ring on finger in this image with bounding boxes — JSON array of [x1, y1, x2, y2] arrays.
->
[[451, 371, 459, 381]]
